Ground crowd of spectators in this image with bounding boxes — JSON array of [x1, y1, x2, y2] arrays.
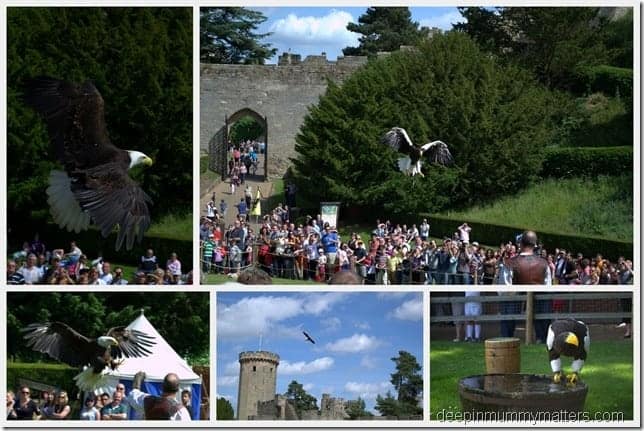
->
[[7, 236, 191, 285], [200, 212, 634, 285], [7, 382, 193, 420], [227, 140, 261, 195]]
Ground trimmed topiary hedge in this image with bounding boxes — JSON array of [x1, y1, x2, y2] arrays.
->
[[575, 65, 633, 102], [8, 223, 193, 270], [541, 146, 632, 178], [422, 214, 632, 260]]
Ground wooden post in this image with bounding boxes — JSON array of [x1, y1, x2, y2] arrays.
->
[[525, 292, 534, 345]]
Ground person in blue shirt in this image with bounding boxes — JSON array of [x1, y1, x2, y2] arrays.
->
[[321, 225, 340, 281]]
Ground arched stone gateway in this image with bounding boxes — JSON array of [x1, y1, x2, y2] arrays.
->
[[200, 53, 368, 178], [208, 108, 268, 181]]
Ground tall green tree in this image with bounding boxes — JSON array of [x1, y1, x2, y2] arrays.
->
[[229, 116, 265, 144], [200, 7, 276, 64], [292, 32, 560, 216], [455, 7, 610, 89], [345, 397, 373, 419], [284, 380, 318, 418], [7, 8, 193, 230], [343, 7, 429, 56], [216, 397, 235, 420], [390, 351, 423, 415], [374, 391, 399, 417]]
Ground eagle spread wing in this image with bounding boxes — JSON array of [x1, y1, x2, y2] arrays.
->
[[380, 127, 417, 157], [106, 326, 156, 359], [419, 140, 454, 165], [21, 322, 94, 368], [302, 331, 316, 344], [23, 76, 152, 250]]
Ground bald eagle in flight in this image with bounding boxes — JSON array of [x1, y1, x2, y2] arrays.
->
[[22, 322, 155, 392], [380, 127, 453, 177], [302, 330, 316, 344], [546, 318, 589, 384], [23, 76, 153, 250]]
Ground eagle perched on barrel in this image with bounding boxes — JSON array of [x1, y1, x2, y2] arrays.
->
[[380, 127, 453, 177], [23, 76, 153, 250], [546, 318, 590, 384], [22, 322, 155, 392]]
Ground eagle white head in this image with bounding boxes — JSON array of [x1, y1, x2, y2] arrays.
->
[[97, 336, 119, 348], [127, 150, 153, 169]]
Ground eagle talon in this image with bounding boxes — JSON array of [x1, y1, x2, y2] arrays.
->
[[566, 372, 578, 384], [110, 358, 125, 370], [553, 372, 562, 384]]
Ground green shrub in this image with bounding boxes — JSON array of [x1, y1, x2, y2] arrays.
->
[[541, 146, 632, 178], [7, 362, 79, 399], [423, 214, 632, 260], [291, 32, 561, 216], [8, 223, 193, 271], [576, 65, 632, 98]]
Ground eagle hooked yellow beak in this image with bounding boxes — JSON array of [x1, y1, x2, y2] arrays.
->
[[565, 333, 579, 347], [142, 156, 153, 167]]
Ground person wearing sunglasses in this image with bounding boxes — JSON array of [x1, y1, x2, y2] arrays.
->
[[13, 386, 40, 420]]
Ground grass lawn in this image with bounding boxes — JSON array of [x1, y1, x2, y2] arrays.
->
[[203, 271, 319, 285], [440, 175, 632, 242], [146, 212, 192, 241], [430, 340, 633, 420]]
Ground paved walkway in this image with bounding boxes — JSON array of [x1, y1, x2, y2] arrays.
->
[[200, 153, 273, 230]]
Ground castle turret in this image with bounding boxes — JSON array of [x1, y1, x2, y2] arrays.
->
[[237, 351, 280, 420]]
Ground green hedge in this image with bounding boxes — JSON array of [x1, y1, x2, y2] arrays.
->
[[575, 65, 633, 101], [8, 223, 193, 270], [541, 146, 632, 178], [423, 214, 632, 261], [7, 362, 79, 397]]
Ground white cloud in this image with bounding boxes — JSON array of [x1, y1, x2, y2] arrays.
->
[[390, 298, 424, 322], [224, 360, 239, 376], [303, 293, 347, 315], [280, 357, 335, 374], [303, 383, 315, 392], [217, 293, 346, 340], [321, 317, 342, 332], [344, 381, 393, 400], [218, 375, 239, 387], [419, 10, 466, 31], [269, 10, 360, 47], [326, 334, 380, 353], [360, 356, 377, 369], [355, 322, 370, 330], [217, 295, 303, 339], [216, 393, 234, 401]]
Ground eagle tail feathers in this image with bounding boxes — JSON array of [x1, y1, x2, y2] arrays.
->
[[47, 170, 90, 233], [73, 366, 113, 392], [397, 156, 413, 175]]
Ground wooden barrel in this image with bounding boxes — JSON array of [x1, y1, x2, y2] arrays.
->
[[485, 337, 520, 374]]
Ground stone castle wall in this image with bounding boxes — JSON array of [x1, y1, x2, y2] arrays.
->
[[200, 54, 368, 176]]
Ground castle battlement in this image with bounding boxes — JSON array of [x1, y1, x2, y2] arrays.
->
[[239, 351, 280, 363]]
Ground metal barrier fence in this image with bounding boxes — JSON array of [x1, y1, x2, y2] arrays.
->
[[430, 292, 632, 343]]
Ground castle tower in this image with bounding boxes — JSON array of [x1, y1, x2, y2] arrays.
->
[[237, 351, 280, 420]]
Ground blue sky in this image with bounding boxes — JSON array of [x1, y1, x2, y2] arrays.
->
[[254, 7, 465, 63], [217, 292, 423, 415]]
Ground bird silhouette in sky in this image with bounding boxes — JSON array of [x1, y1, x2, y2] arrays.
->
[[302, 331, 316, 344]]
